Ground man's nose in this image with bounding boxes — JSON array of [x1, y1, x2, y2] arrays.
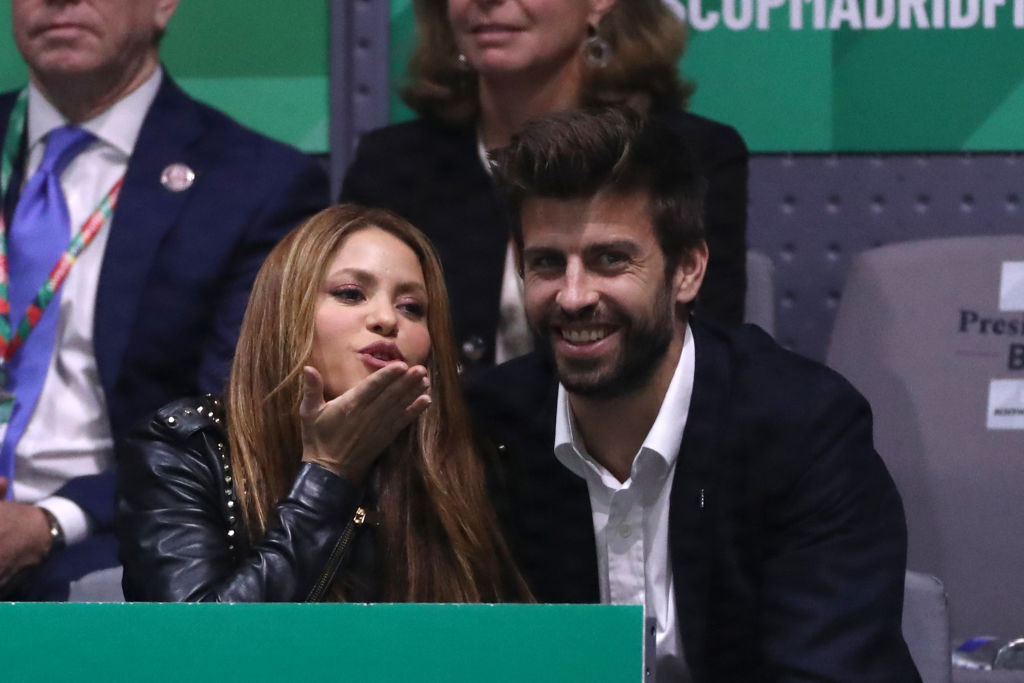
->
[[555, 262, 599, 314]]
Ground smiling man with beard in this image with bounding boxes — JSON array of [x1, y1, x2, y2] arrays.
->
[[467, 106, 919, 682], [521, 187, 681, 405]]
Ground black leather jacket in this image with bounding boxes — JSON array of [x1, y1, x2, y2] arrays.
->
[[115, 395, 368, 602]]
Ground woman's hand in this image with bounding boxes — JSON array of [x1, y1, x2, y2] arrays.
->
[[299, 364, 431, 483]]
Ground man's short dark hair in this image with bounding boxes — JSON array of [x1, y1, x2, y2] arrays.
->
[[493, 105, 707, 274]]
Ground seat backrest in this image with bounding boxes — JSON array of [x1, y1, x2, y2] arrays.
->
[[744, 248, 776, 336], [903, 571, 952, 683], [827, 236, 1024, 642], [67, 566, 124, 602]]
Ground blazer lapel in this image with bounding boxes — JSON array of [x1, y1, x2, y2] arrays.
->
[[1, 91, 25, 226], [670, 320, 733, 675], [494, 352, 600, 603], [532, 374, 599, 603], [93, 75, 203, 398]]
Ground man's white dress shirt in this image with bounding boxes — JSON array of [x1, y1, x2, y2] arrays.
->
[[554, 325, 696, 682], [4, 70, 162, 544]]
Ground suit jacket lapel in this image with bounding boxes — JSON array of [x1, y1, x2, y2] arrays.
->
[[533, 371, 599, 603], [491, 352, 600, 603], [93, 75, 203, 398], [0, 92, 12, 138], [0, 92, 26, 227], [670, 320, 732, 675]]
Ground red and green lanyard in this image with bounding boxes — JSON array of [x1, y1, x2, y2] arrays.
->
[[0, 88, 124, 422]]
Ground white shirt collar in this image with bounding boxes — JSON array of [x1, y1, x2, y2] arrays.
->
[[554, 324, 696, 481], [26, 66, 163, 158]]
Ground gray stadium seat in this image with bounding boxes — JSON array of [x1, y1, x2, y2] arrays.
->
[[903, 570, 952, 683], [744, 249, 775, 336], [828, 236, 1024, 680], [67, 566, 123, 602]]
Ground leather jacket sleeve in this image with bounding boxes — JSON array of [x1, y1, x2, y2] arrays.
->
[[116, 396, 362, 602]]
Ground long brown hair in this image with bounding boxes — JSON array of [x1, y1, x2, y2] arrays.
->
[[226, 204, 524, 602], [401, 0, 693, 124]]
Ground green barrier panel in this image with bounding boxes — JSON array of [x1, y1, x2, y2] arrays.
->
[[0, 602, 643, 682]]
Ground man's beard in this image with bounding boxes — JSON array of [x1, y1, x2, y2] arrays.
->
[[539, 286, 676, 400]]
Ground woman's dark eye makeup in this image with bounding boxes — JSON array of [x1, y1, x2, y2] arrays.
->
[[331, 285, 364, 302], [398, 299, 426, 317], [331, 285, 426, 319]]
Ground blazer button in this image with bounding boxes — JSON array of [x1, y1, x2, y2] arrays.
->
[[460, 335, 487, 362]]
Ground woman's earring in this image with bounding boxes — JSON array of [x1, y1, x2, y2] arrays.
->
[[456, 53, 472, 72], [582, 24, 612, 69]]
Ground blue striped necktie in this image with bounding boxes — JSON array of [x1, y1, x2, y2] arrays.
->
[[0, 125, 95, 494]]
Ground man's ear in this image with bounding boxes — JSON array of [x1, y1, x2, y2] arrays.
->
[[588, 0, 618, 26], [672, 242, 708, 307], [155, 0, 181, 32]]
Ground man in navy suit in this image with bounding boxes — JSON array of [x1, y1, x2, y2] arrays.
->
[[469, 107, 920, 681], [0, 0, 327, 599]]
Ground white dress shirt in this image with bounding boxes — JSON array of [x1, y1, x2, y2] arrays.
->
[[5, 69, 162, 544], [554, 325, 696, 683]]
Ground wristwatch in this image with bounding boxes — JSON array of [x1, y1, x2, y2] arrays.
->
[[39, 508, 65, 553]]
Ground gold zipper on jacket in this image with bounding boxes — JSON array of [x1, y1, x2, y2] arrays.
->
[[305, 506, 367, 602]]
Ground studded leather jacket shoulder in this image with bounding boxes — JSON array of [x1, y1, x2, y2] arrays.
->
[[116, 395, 365, 602]]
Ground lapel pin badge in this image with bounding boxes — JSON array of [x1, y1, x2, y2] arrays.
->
[[160, 163, 196, 192]]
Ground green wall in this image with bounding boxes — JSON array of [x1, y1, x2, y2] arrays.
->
[[6, 1, 1020, 153], [0, 2, 329, 152], [388, 0, 1024, 152]]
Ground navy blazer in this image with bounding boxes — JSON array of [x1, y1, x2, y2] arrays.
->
[[0, 75, 328, 596], [467, 321, 920, 682], [341, 110, 748, 373]]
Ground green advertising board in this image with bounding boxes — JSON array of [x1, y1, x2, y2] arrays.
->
[[4, 2, 1019, 153], [0, 602, 644, 682], [0, 3, 329, 153], [388, 0, 1024, 152]]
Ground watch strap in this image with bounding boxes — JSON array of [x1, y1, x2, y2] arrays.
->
[[39, 507, 65, 553]]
